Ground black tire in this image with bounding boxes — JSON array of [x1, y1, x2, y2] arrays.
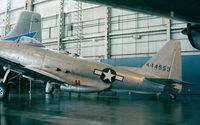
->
[[0, 83, 9, 100]]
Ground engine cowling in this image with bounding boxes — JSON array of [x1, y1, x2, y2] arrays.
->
[[182, 24, 200, 50]]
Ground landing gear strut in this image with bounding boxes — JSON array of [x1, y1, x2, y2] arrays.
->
[[45, 82, 54, 94], [0, 69, 11, 100]]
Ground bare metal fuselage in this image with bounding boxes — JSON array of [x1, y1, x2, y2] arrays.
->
[[0, 41, 164, 94]]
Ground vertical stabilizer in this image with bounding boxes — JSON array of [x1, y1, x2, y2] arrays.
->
[[142, 40, 182, 80], [6, 11, 41, 41]]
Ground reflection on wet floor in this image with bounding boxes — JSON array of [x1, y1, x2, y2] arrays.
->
[[0, 89, 200, 125]]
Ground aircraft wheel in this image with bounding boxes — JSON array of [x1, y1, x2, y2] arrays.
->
[[169, 93, 176, 100], [0, 82, 9, 100]]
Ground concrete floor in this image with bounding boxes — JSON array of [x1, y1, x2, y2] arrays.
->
[[0, 88, 200, 125]]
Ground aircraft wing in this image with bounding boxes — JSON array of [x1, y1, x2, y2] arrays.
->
[[79, 0, 200, 24], [24, 65, 66, 83], [0, 56, 110, 92], [145, 78, 192, 85], [79, 0, 200, 50], [0, 57, 59, 82]]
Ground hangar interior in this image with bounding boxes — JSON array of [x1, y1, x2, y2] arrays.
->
[[0, 0, 200, 93], [1, 1, 200, 125]]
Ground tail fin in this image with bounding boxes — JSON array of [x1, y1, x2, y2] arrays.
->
[[5, 11, 41, 41], [142, 40, 182, 80]]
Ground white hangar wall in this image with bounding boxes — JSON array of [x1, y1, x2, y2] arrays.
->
[[0, 0, 199, 60]]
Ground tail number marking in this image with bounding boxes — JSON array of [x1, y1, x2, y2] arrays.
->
[[146, 63, 171, 72]]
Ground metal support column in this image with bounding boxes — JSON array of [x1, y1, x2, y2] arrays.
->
[[4, 0, 11, 36], [166, 18, 171, 41], [25, 0, 34, 11], [58, 0, 65, 51], [105, 7, 111, 59], [29, 80, 32, 101], [75, 1, 83, 55], [135, 12, 139, 56]]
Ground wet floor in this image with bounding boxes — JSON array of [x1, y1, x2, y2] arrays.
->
[[0, 89, 200, 125]]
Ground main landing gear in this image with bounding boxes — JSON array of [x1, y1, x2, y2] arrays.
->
[[164, 86, 178, 101], [0, 69, 11, 100], [45, 82, 54, 94]]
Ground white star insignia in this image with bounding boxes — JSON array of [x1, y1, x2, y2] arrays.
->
[[103, 70, 115, 82], [93, 69, 124, 83]]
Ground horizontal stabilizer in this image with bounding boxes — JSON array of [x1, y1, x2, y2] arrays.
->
[[145, 78, 191, 85]]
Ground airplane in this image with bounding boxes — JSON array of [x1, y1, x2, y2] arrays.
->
[[0, 11, 190, 101], [0, 4, 195, 103], [0, 28, 190, 100], [78, 0, 200, 50]]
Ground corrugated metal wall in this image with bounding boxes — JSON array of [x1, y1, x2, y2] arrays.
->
[[0, 0, 199, 59]]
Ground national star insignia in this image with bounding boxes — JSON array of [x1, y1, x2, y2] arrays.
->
[[103, 69, 115, 82], [93, 68, 124, 84]]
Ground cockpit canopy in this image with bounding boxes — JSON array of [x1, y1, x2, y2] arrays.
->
[[18, 36, 44, 47]]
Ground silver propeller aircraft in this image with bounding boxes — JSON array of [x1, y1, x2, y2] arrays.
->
[[0, 11, 190, 100]]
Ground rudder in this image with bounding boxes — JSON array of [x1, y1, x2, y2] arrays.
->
[[142, 40, 182, 80], [6, 11, 41, 41]]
